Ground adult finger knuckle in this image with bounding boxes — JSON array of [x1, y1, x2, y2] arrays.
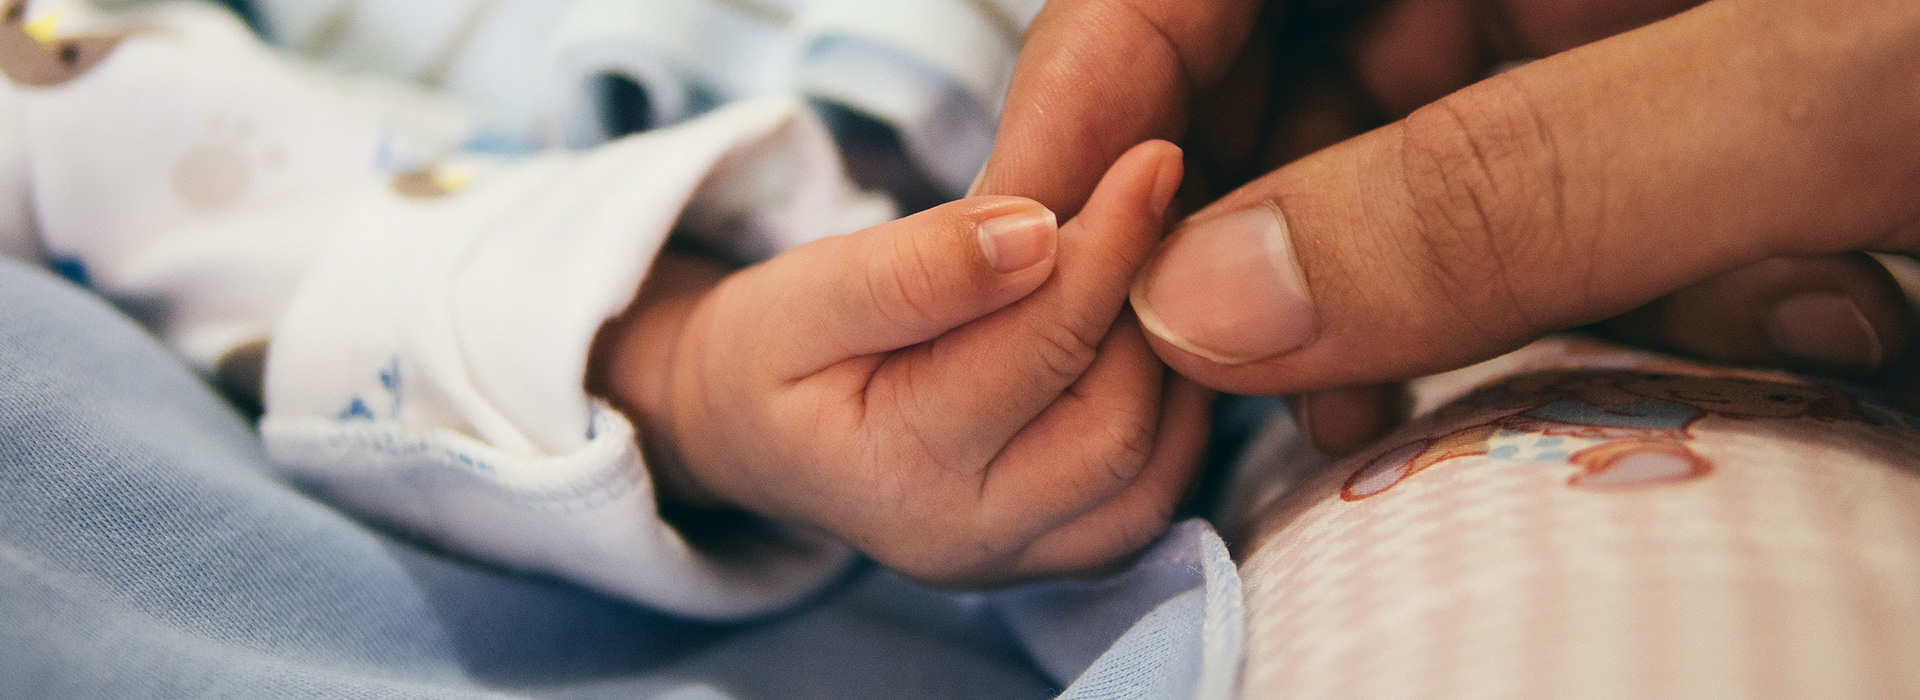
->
[[1397, 75, 1574, 336]]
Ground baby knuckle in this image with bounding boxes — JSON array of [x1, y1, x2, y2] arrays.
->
[[1027, 319, 1103, 385], [867, 237, 947, 332], [1085, 418, 1155, 487], [846, 230, 953, 338]]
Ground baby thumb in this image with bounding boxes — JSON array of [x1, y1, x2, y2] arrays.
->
[[747, 196, 1060, 379]]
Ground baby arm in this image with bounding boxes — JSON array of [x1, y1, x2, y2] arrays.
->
[[590, 142, 1214, 586]]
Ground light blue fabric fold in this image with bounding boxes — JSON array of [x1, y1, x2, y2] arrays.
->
[[998, 521, 1245, 700], [0, 256, 1243, 699]]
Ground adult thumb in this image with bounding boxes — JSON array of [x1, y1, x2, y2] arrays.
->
[[1130, 0, 1920, 395]]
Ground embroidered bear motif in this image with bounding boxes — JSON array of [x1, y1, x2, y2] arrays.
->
[[1342, 369, 1894, 500]]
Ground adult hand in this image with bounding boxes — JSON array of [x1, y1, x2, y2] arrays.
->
[[978, 0, 1918, 452]]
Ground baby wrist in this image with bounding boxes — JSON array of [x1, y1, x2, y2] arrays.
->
[[587, 251, 733, 509]]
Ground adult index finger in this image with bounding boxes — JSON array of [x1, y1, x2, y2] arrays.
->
[[971, 0, 1265, 218]]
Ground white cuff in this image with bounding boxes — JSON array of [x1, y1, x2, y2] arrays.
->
[[263, 405, 854, 619], [262, 97, 884, 618]]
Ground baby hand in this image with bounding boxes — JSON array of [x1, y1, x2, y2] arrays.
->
[[592, 142, 1210, 586]]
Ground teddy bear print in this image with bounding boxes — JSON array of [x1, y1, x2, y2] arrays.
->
[[0, 1, 122, 88], [1341, 370, 1882, 500]]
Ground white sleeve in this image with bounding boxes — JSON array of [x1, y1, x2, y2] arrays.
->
[[261, 97, 891, 620], [246, 0, 1043, 195], [8, 0, 890, 620], [11, 0, 472, 371]]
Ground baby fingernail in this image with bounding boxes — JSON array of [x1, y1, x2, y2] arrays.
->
[[1766, 292, 1884, 370], [1131, 203, 1317, 365], [978, 208, 1058, 273]]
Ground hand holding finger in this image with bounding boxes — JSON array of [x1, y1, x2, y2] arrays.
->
[[1132, 0, 1920, 397]]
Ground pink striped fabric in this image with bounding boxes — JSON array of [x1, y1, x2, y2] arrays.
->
[[1233, 339, 1920, 699]]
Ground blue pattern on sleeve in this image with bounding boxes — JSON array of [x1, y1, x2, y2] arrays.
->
[[338, 396, 375, 421], [338, 356, 404, 421]]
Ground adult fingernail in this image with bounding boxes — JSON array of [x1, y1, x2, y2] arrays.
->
[[1765, 293, 1884, 370], [978, 208, 1058, 273], [1131, 203, 1316, 364]]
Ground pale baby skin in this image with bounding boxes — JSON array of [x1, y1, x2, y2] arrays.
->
[[590, 142, 1214, 586]]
